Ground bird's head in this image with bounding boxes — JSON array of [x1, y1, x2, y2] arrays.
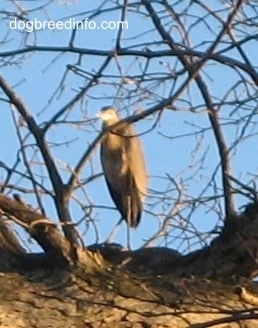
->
[[97, 107, 120, 126]]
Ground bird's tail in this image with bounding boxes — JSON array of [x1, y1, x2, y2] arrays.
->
[[127, 191, 142, 228]]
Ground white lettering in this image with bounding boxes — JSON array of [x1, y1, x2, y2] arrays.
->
[[8, 18, 129, 32]]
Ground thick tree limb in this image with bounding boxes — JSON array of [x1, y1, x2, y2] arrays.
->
[[0, 249, 258, 328], [0, 194, 74, 264], [0, 200, 257, 327]]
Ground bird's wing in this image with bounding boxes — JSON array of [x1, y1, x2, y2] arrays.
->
[[100, 123, 146, 228], [105, 173, 142, 228], [125, 124, 148, 202], [101, 138, 142, 227]]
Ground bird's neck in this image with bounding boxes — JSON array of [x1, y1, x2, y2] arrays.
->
[[104, 130, 124, 150], [102, 118, 120, 128]]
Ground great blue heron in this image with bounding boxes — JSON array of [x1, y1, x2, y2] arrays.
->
[[97, 107, 147, 228]]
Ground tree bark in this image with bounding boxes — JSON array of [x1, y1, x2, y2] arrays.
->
[[1, 197, 258, 327]]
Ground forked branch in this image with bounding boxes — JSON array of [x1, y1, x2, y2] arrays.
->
[[0, 73, 79, 246]]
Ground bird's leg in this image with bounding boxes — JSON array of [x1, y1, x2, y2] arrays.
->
[[105, 217, 123, 243], [126, 224, 131, 250], [127, 198, 132, 250]]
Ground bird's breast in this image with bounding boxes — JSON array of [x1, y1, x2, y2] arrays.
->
[[104, 132, 124, 150], [101, 135, 129, 188]]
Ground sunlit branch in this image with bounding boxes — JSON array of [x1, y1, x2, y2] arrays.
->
[[0, 73, 79, 246]]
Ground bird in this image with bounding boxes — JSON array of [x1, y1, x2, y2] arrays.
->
[[97, 106, 147, 228]]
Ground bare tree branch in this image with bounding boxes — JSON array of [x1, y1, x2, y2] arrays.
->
[[0, 73, 79, 246], [0, 193, 73, 263]]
